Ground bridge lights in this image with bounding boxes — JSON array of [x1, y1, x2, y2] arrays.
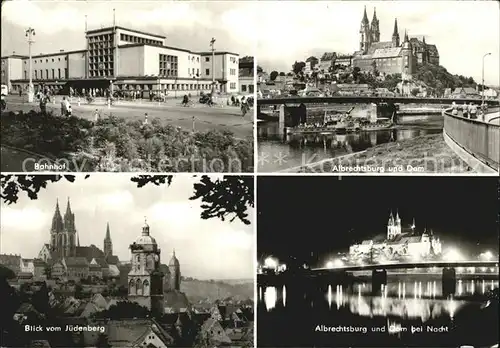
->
[[264, 256, 278, 270], [326, 259, 344, 269], [443, 248, 463, 261], [479, 250, 494, 261]]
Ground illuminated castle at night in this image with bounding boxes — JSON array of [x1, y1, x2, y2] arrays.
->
[[349, 211, 442, 260]]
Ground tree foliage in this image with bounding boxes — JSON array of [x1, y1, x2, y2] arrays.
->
[[269, 71, 279, 81], [0, 175, 88, 205], [413, 63, 477, 94], [1, 175, 253, 225], [132, 175, 254, 225], [0, 111, 93, 160], [292, 61, 306, 75], [1, 111, 253, 172], [92, 301, 150, 319]]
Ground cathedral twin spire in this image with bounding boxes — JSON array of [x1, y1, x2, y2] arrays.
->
[[50, 198, 113, 257]]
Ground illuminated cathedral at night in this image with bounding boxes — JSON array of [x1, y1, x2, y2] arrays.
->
[[349, 211, 442, 261]]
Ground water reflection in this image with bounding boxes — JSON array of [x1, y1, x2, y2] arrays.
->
[[258, 121, 442, 172], [259, 279, 499, 347], [262, 280, 498, 316], [264, 286, 277, 311]]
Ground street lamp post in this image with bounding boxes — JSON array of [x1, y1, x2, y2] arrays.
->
[[210, 38, 216, 95], [25, 27, 36, 103], [481, 52, 491, 108]]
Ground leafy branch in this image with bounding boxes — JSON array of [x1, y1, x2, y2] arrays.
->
[[131, 175, 254, 225], [1, 175, 253, 225], [0, 175, 89, 204]]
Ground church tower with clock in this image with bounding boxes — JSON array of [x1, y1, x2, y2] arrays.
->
[[128, 218, 164, 314]]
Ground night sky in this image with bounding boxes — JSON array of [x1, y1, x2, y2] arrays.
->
[[258, 176, 499, 260]]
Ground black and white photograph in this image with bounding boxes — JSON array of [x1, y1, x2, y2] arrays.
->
[[257, 176, 499, 347], [0, 174, 254, 347], [256, 1, 500, 174], [1, 1, 255, 172]]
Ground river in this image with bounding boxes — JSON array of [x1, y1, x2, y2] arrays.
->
[[257, 113, 443, 172], [257, 279, 499, 347]]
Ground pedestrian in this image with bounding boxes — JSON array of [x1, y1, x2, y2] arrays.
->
[[93, 109, 100, 122], [39, 95, 47, 115], [470, 103, 477, 119], [66, 103, 72, 117], [463, 102, 469, 118], [19, 89, 22, 97], [61, 96, 67, 116]]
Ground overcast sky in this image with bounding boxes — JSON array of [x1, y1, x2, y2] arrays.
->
[[0, 175, 255, 280], [1, 0, 255, 57], [256, 1, 500, 86]]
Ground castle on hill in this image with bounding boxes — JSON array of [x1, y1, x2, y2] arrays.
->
[[349, 210, 442, 260], [352, 7, 439, 80]]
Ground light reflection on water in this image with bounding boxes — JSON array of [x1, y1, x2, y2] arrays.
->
[[262, 280, 498, 319], [264, 286, 277, 311]]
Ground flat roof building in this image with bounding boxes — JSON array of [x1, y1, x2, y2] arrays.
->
[[2, 26, 241, 95]]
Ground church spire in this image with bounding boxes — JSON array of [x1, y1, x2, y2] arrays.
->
[[393, 18, 399, 36], [104, 222, 113, 257], [370, 7, 380, 42], [63, 197, 76, 233], [404, 30, 409, 42], [422, 35, 426, 44], [392, 19, 400, 47], [51, 198, 64, 233], [65, 197, 72, 216], [362, 5, 369, 24]]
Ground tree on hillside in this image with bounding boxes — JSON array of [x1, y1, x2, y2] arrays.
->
[[311, 71, 319, 87], [256, 66, 263, 74], [371, 60, 379, 77], [279, 72, 286, 76], [286, 72, 293, 77], [95, 333, 112, 348], [1, 175, 254, 225], [292, 61, 306, 75], [352, 67, 361, 82], [411, 88, 420, 97], [269, 71, 279, 81], [414, 63, 477, 91], [92, 301, 150, 319]]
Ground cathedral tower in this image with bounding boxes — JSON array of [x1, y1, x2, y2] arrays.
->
[[50, 198, 77, 258], [128, 218, 164, 314], [359, 6, 372, 53], [392, 18, 400, 47], [169, 249, 181, 291], [63, 198, 77, 258], [50, 199, 64, 257], [387, 210, 402, 240], [370, 8, 380, 43], [401, 30, 413, 81], [104, 222, 113, 257]]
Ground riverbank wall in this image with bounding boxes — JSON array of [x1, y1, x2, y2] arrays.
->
[[294, 133, 476, 174]]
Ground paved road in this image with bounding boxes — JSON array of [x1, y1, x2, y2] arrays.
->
[[2, 95, 254, 139]]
